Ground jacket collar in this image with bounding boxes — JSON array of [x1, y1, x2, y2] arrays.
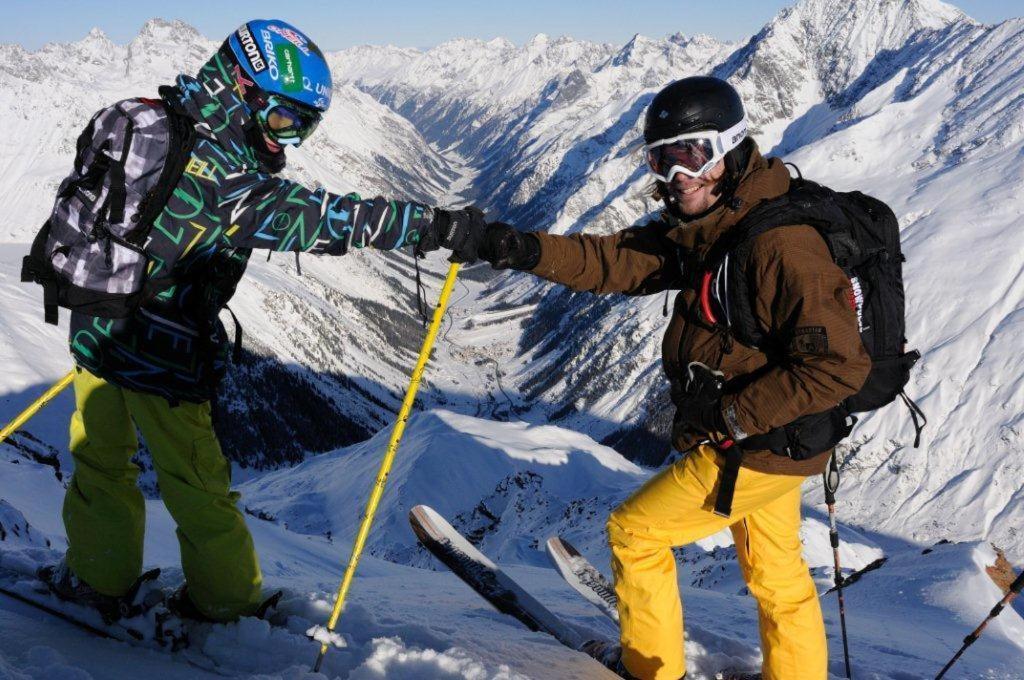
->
[[173, 49, 261, 172]]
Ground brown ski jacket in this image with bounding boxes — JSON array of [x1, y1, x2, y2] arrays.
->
[[529, 144, 871, 476]]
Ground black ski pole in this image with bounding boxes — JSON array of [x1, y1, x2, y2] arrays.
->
[[935, 569, 1024, 679], [823, 453, 852, 679]]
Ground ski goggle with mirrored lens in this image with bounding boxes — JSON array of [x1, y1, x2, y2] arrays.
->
[[256, 96, 322, 146], [644, 118, 748, 182]]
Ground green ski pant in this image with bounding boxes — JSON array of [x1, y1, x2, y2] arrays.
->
[[63, 367, 262, 621]]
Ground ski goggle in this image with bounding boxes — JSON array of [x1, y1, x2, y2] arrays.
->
[[644, 118, 748, 182], [256, 96, 322, 146]]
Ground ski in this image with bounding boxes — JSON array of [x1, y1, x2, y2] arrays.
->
[[0, 573, 239, 672], [409, 504, 602, 654], [545, 536, 619, 623], [0, 559, 240, 675], [0, 581, 121, 640], [0, 564, 168, 642]]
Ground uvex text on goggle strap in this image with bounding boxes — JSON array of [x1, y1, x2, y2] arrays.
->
[[645, 117, 748, 181], [257, 95, 321, 146]]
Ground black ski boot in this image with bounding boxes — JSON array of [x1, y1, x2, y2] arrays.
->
[[255, 589, 284, 622], [38, 560, 122, 623], [715, 670, 761, 680], [167, 585, 284, 623], [579, 640, 668, 679], [38, 560, 164, 625], [166, 585, 219, 623]]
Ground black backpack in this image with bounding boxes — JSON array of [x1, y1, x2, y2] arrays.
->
[[21, 91, 196, 325], [699, 175, 926, 515], [704, 173, 929, 462]]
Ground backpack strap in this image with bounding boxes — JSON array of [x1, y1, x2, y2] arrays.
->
[[103, 106, 135, 226], [21, 221, 61, 325], [72, 112, 100, 177], [899, 388, 927, 448], [712, 439, 743, 518], [125, 88, 196, 249], [223, 305, 244, 363]]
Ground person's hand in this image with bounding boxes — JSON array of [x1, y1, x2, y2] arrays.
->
[[671, 362, 728, 435], [479, 222, 541, 270], [426, 207, 487, 263]]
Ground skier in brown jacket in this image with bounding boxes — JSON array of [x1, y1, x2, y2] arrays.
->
[[467, 77, 872, 679]]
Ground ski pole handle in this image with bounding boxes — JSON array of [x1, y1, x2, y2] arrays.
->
[[823, 452, 840, 505], [983, 569, 1024, 622], [1009, 570, 1024, 596]]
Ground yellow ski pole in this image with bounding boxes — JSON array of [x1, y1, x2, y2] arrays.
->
[[0, 370, 75, 446], [312, 262, 461, 672]]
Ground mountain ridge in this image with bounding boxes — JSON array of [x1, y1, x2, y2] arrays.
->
[[1, 1, 1022, 563]]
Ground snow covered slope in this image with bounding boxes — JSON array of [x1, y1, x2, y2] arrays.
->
[[2, 0, 1024, 677], [240, 410, 647, 567], [3, 411, 1022, 679]]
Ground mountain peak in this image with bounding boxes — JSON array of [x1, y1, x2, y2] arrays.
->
[[721, 0, 978, 126], [610, 33, 660, 65], [667, 32, 727, 52], [77, 26, 115, 50], [135, 18, 204, 44], [787, 0, 973, 33], [485, 36, 515, 50]]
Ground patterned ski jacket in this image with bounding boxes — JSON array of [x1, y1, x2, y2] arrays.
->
[[69, 50, 435, 403]]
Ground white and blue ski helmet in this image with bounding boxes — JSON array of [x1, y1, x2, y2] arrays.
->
[[227, 19, 332, 112]]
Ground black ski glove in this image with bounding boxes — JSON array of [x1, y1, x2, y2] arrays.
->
[[425, 207, 487, 263], [479, 222, 541, 270], [672, 361, 729, 436]]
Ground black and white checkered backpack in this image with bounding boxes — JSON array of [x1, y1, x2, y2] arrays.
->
[[21, 93, 196, 324]]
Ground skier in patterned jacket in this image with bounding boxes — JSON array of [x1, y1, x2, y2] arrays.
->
[[51, 19, 483, 622]]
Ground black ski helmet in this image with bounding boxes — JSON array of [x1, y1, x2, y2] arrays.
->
[[643, 76, 745, 144], [643, 76, 752, 216]]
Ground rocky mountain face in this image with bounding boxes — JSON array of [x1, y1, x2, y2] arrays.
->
[[1, 0, 1023, 563], [332, 0, 1024, 561]]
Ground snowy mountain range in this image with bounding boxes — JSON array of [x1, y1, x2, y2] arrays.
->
[[1, 0, 1023, 677]]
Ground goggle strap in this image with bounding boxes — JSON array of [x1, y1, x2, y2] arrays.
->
[[717, 117, 748, 155], [646, 116, 749, 182]]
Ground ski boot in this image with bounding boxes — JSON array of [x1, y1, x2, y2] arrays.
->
[[715, 670, 761, 680], [160, 585, 216, 652], [166, 584, 228, 623], [579, 640, 660, 679], [166, 584, 284, 623], [37, 559, 163, 626]]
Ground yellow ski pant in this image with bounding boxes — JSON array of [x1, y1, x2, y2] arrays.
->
[[607, 444, 827, 680], [63, 368, 262, 621]]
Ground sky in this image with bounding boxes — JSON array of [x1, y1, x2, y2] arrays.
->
[[3, 0, 1023, 51]]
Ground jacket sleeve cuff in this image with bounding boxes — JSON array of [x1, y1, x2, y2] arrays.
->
[[529, 232, 559, 276]]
